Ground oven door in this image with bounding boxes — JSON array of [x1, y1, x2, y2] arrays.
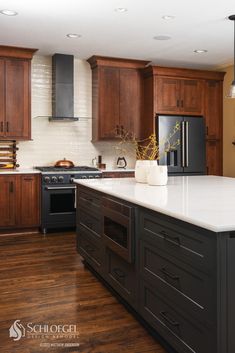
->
[[42, 185, 76, 229]]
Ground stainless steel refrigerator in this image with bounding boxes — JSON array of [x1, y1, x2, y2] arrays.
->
[[156, 115, 206, 175]]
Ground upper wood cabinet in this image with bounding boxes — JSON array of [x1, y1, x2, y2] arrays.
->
[[204, 80, 223, 140], [142, 66, 225, 175], [0, 46, 37, 140], [88, 56, 149, 141], [155, 76, 204, 115], [0, 173, 40, 230]]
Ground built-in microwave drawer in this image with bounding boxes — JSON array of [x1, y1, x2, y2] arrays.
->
[[139, 209, 215, 273], [105, 249, 136, 307], [139, 280, 216, 353], [139, 239, 216, 324], [102, 197, 134, 263]]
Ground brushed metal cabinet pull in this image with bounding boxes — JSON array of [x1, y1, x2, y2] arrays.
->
[[160, 267, 180, 280], [181, 121, 185, 167], [185, 121, 189, 167], [159, 311, 179, 327]]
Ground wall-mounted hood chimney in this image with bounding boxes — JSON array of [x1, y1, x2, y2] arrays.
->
[[50, 53, 78, 121]]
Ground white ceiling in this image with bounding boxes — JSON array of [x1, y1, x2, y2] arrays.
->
[[0, 0, 235, 69]]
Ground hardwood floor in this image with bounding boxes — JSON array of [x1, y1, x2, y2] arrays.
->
[[0, 232, 167, 353]]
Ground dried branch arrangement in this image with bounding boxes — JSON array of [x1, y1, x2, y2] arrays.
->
[[113, 122, 181, 160]]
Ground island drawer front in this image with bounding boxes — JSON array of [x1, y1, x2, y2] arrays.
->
[[139, 240, 216, 324], [139, 210, 215, 273], [102, 196, 133, 218], [78, 188, 101, 215], [78, 209, 101, 238], [105, 249, 136, 307], [77, 230, 103, 273], [139, 280, 216, 353]]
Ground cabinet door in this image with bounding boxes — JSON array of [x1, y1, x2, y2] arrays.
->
[[99, 67, 120, 139], [206, 140, 222, 176], [204, 80, 222, 140], [180, 79, 204, 115], [155, 77, 180, 114], [0, 175, 16, 227], [5, 59, 30, 139], [120, 69, 142, 137], [0, 60, 5, 137], [18, 174, 40, 227]]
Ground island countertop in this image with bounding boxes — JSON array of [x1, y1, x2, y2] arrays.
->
[[74, 175, 235, 233]]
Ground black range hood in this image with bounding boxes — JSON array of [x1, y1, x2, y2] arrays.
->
[[50, 53, 79, 121]]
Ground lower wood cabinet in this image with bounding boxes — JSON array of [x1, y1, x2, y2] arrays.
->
[[0, 174, 40, 229]]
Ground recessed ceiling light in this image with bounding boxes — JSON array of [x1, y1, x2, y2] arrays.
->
[[162, 15, 175, 20], [115, 8, 128, 13], [153, 35, 171, 41], [66, 33, 81, 39], [194, 49, 208, 53], [0, 9, 18, 16]]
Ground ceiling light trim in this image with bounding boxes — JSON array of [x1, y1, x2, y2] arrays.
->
[[0, 9, 18, 16]]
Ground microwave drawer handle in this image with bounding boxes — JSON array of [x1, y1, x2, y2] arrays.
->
[[160, 230, 181, 245], [159, 311, 179, 327], [45, 186, 76, 190]]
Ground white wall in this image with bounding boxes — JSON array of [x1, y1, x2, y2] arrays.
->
[[18, 55, 135, 169]]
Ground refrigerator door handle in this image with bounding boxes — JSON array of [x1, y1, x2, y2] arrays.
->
[[181, 121, 185, 167], [185, 121, 189, 167]]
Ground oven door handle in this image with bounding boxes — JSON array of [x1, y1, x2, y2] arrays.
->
[[45, 186, 76, 190]]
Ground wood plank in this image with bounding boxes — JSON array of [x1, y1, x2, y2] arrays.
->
[[0, 232, 167, 353]]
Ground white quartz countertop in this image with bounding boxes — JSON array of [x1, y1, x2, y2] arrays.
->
[[0, 168, 41, 174], [74, 175, 235, 232]]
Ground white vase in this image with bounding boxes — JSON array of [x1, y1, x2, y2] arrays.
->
[[135, 160, 158, 183], [147, 165, 168, 186]]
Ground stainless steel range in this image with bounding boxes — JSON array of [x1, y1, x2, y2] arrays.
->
[[35, 166, 102, 234]]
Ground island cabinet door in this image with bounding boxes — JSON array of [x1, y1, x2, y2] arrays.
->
[[138, 279, 216, 353], [0, 175, 16, 227]]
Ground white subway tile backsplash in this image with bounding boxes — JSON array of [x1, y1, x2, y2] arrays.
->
[[18, 55, 136, 169]]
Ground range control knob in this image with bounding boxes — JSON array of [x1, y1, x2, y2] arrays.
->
[[51, 176, 58, 183], [44, 176, 50, 183], [81, 175, 87, 179], [58, 176, 64, 183]]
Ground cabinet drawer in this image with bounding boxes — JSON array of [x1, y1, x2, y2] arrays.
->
[[139, 240, 216, 324], [77, 232, 102, 273], [139, 280, 215, 353], [78, 209, 101, 237], [105, 249, 136, 307], [102, 196, 132, 218], [139, 210, 215, 273], [78, 189, 101, 214]]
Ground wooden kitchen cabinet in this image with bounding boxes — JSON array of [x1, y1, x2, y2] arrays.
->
[[0, 173, 40, 230], [156, 76, 204, 115], [0, 175, 16, 227], [142, 66, 225, 175], [87, 56, 149, 140], [18, 174, 40, 227], [0, 46, 37, 140]]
